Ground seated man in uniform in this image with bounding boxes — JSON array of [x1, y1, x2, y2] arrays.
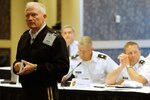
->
[[105, 41, 150, 86], [62, 36, 118, 86]]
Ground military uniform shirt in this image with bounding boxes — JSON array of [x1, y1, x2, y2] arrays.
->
[[68, 51, 118, 84], [120, 56, 150, 86]]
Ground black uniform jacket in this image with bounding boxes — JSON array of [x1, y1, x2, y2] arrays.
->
[[13, 25, 69, 88]]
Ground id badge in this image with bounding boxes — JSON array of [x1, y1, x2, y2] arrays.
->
[[43, 32, 57, 46]]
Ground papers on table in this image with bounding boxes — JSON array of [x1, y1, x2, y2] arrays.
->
[[70, 78, 91, 87], [117, 80, 143, 88]]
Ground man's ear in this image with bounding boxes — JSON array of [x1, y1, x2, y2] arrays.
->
[[43, 14, 47, 18]]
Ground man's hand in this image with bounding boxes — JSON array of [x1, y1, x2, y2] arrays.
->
[[14, 62, 22, 73], [118, 53, 130, 68], [17, 60, 37, 75]]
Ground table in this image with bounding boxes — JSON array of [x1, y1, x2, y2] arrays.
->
[[58, 84, 150, 100], [0, 82, 150, 100]]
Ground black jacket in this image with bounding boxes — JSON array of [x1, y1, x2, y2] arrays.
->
[[13, 25, 69, 88]]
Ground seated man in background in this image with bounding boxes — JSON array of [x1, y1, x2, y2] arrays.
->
[[62, 36, 118, 86], [61, 25, 78, 56], [105, 41, 150, 86]]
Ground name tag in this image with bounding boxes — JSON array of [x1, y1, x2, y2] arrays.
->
[[75, 71, 82, 74], [43, 32, 57, 46], [123, 76, 128, 80]]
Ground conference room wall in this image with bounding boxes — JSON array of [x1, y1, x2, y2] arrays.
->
[[83, 0, 150, 59]]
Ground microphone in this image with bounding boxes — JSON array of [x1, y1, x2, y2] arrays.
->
[[61, 62, 82, 86]]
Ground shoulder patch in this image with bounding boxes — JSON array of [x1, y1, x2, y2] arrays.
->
[[71, 54, 79, 59], [139, 60, 145, 65], [98, 54, 107, 60]]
